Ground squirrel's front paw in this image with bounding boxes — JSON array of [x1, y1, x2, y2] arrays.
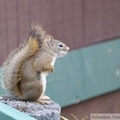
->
[[42, 65, 54, 73]]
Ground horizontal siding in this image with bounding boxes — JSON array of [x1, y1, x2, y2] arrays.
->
[[62, 90, 120, 119], [0, 0, 120, 65]]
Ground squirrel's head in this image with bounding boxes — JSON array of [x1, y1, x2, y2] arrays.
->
[[44, 35, 70, 57]]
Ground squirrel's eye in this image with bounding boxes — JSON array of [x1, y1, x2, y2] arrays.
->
[[58, 43, 63, 49]]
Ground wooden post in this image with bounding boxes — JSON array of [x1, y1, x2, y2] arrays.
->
[[0, 96, 61, 120]]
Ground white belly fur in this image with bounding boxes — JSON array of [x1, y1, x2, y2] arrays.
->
[[40, 72, 48, 95], [51, 57, 56, 66]]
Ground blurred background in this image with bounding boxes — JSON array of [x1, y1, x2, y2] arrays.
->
[[0, 0, 120, 119]]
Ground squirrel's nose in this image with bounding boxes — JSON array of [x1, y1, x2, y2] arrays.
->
[[67, 47, 70, 51]]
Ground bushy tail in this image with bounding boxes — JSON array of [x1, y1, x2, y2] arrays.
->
[[2, 24, 46, 94]]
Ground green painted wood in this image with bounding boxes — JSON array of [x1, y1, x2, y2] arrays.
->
[[80, 39, 120, 101], [0, 38, 120, 108], [0, 102, 36, 120]]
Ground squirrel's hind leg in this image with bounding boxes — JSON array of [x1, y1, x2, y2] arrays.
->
[[37, 95, 51, 104]]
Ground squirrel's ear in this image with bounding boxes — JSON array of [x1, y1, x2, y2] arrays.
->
[[45, 35, 54, 46]]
